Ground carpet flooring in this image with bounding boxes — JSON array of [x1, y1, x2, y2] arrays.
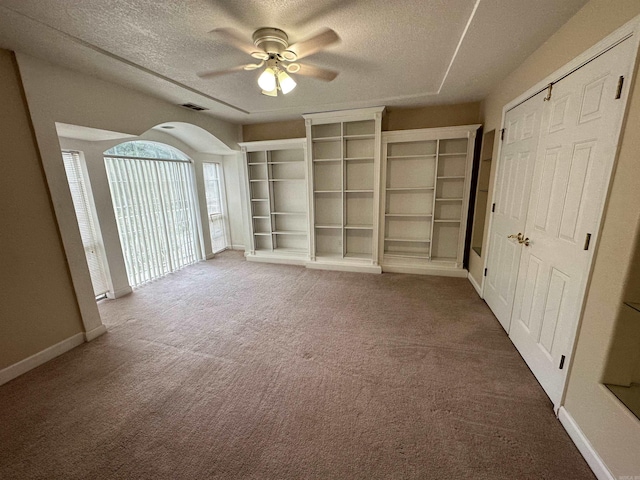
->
[[0, 251, 595, 479]]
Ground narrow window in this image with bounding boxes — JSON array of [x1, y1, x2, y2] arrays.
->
[[62, 150, 110, 298], [203, 163, 229, 253]]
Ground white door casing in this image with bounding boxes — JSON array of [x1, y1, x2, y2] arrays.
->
[[484, 92, 545, 331], [508, 38, 635, 406]]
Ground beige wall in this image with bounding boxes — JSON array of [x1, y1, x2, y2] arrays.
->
[[242, 102, 481, 142], [0, 49, 84, 369], [478, 0, 640, 476], [382, 102, 481, 131], [243, 119, 306, 142]]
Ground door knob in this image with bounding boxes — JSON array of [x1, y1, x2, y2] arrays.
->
[[507, 233, 530, 246]]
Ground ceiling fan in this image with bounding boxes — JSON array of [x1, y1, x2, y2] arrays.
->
[[197, 27, 340, 96]]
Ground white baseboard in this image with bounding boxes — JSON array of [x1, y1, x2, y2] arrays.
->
[[84, 324, 107, 342], [306, 260, 382, 274], [467, 272, 483, 297], [382, 264, 468, 277], [557, 407, 613, 480], [206, 252, 216, 260], [231, 244, 245, 251], [246, 254, 308, 266], [0, 332, 85, 386], [107, 285, 133, 299]]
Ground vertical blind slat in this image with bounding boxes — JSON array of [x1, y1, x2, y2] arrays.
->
[[105, 154, 202, 288]]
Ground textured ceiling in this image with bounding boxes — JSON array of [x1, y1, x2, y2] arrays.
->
[[0, 0, 589, 124]]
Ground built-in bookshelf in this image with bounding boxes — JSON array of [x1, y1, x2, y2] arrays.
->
[[379, 125, 480, 276], [240, 138, 309, 264], [304, 107, 384, 273]]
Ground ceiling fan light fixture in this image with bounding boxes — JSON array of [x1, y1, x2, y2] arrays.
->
[[261, 87, 278, 97], [257, 67, 277, 91], [277, 70, 297, 94]]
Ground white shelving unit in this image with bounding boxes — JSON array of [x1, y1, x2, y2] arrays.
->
[[304, 107, 384, 273], [240, 138, 310, 265], [379, 125, 480, 276]]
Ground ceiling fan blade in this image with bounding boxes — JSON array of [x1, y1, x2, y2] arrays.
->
[[293, 64, 339, 82], [287, 28, 340, 60], [210, 27, 260, 56], [197, 64, 248, 79]]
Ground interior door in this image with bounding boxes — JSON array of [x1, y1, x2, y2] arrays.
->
[[508, 38, 634, 406], [484, 93, 545, 331]]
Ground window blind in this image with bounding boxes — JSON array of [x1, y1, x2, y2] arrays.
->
[[104, 155, 202, 287], [62, 151, 110, 297], [203, 162, 228, 253]]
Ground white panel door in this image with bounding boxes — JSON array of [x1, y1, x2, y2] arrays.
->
[[484, 93, 545, 331], [509, 38, 634, 406]]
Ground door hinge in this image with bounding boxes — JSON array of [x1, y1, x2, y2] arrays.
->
[[583, 233, 591, 251], [559, 355, 566, 370], [492, 203, 496, 213], [616, 76, 625, 99], [500, 129, 505, 141], [484, 268, 488, 277]]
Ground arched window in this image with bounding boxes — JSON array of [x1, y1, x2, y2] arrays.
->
[[104, 141, 202, 287], [105, 140, 190, 161]]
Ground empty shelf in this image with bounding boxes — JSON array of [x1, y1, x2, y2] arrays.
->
[[271, 211, 306, 215], [386, 187, 434, 191], [315, 224, 342, 229], [384, 253, 430, 260], [434, 219, 461, 223], [385, 213, 432, 217], [343, 134, 375, 140], [344, 252, 371, 259], [345, 224, 373, 230], [435, 198, 463, 201], [386, 154, 436, 160], [272, 231, 307, 235], [385, 238, 430, 243]]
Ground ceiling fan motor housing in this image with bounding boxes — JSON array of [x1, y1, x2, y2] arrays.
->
[[253, 28, 289, 54]]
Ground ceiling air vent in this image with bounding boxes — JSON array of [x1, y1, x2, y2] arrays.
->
[[180, 102, 208, 111]]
